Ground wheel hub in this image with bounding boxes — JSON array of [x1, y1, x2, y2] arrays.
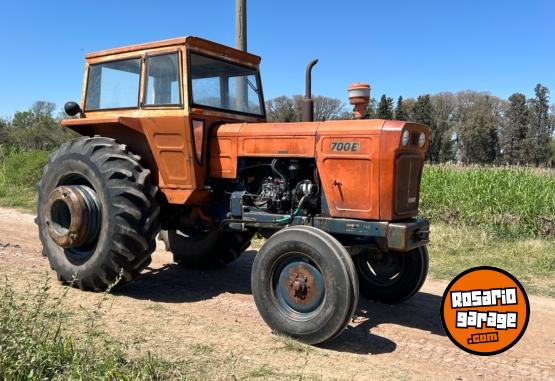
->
[[276, 261, 325, 314], [44, 185, 101, 249], [360, 252, 404, 286]]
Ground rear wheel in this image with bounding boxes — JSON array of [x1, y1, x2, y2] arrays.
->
[[251, 226, 358, 344], [355, 246, 428, 303], [37, 136, 160, 291], [160, 229, 252, 269]]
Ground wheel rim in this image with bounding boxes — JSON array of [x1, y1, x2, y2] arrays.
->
[[272, 253, 326, 320], [44, 173, 102, 262], [358, 252, 405, 287]]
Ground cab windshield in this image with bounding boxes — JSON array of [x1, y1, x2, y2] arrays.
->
[[189, 52, 264, 116]]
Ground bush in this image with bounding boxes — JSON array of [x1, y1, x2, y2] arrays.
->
[[420, 165, 555, 239], [3, 101, 77, 151]]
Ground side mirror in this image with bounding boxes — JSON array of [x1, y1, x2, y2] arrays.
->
[[64, 101, 82, 117]]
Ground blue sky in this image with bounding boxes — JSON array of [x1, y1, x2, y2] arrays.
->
[[0, 0, 553, 118]]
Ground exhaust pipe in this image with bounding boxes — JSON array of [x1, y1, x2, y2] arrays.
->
[[302, 59, 318, 122]]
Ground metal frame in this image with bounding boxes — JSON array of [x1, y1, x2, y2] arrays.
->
[[225, 192, 429, 252]]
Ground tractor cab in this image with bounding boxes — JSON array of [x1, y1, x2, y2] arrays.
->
[[68, 36, 265, 122]]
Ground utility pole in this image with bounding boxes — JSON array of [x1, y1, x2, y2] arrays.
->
[[236, 0, 248, 111], [236, 0, 247, 52]]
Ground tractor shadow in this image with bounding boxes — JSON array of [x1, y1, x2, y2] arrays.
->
[[321, 292, 446, 354], [117, 249, 445, 355], [116, 250, 257, 302]]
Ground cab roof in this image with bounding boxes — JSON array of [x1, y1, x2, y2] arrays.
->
[[85, 36, 261, 66]]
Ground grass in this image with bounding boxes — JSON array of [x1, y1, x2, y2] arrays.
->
[[0, 148, 48, 210], [419, 165, 555, 294], [1, 149, 553, 240], [420, 165, 555, 239], [189, 343, 215, 356], [0, 276, 321, 381], [0, 278, 182, 380], [248, 365, 278, 379], [251, 234, 266, 250], [274, 335, 314, 355], [429, 223, 555, 296]]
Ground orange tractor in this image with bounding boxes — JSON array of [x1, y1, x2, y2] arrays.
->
[[37, 37, 430, 344]]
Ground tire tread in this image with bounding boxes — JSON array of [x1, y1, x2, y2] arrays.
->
[[37, 136, 160, 291]]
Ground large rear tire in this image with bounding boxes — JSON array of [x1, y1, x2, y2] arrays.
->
[[37, 136, 160, 291], [355, 246, 429, 304], [251, 226, 358, 344], [160, 229, 252, 269]]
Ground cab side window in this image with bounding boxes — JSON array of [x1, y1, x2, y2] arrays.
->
[[144, 53, 181, 106]]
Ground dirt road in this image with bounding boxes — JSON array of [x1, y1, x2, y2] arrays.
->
[[0, 207, 553, 380]]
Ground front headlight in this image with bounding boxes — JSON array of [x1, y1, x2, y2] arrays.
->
[[401, 130, 410, 146], [418, 132, 426, 148]]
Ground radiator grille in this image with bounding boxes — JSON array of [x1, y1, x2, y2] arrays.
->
[[394, 154, 423, 216]]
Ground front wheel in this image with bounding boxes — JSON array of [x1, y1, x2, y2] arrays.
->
[[355, 246, 429, 304], [251, 226, 358, 344]]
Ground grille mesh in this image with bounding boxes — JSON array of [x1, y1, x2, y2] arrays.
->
[[394, 154, 423, 216]]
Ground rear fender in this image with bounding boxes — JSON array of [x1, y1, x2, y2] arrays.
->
[[62, 118, 204, 206], [62, 118, 159, 185]]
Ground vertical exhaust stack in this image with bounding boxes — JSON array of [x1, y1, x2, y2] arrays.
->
[[302, 59, 319, 122], [348, 83, 371, 119]]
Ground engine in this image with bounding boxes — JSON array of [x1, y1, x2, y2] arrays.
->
[[255, 176, 289, 212], [239, 158, 320, 216]]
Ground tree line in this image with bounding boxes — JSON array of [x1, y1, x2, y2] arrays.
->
[[1, 89, 554, 167], [0, 101, 75, 152], [266, 84, 555, 166]]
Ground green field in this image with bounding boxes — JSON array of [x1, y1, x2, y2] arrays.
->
[[420, 165, 555, 239]]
